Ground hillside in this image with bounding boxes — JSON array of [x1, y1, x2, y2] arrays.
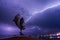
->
[[1, 36, 40, 40]]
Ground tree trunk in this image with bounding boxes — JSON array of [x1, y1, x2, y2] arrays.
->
[[20, 30, 24, 36]]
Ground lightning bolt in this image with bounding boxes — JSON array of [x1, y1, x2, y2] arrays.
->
[[25, 3, 60, 23]]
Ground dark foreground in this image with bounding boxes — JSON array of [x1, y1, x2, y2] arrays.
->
[[1, 36, 60, 40]]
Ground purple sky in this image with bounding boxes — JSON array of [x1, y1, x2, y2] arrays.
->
[[0, 0, 60, 38]]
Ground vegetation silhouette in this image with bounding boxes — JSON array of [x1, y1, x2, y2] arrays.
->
[[13, 14, 25, 36]]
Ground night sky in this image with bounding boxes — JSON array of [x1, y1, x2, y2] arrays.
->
[[0, 0, 60, 39]]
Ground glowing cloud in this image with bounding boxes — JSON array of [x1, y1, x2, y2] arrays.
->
[[25, 3, 60, 23], [56, 32, 60, 35], [4, 27, 15, 32]]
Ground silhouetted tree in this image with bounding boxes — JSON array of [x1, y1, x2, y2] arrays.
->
[[20, 17, 25, 30], [13, 14, 20, 27], [13, 14, 25, 36], [19, 17, 25, 35]]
